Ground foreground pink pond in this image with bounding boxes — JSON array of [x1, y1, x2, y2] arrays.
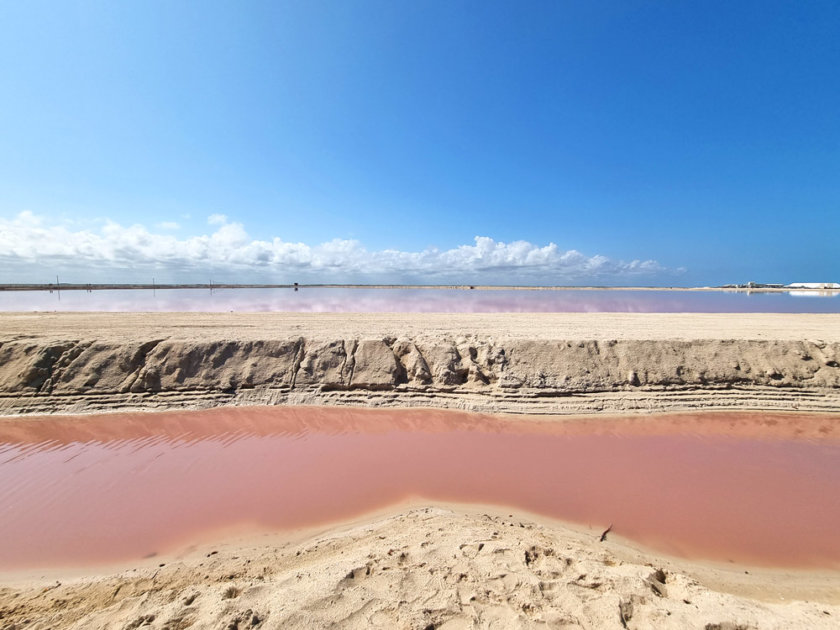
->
[[0, 407, 838, 570]]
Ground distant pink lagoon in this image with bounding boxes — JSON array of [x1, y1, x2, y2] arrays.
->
[[1, 287, 839, 312], [1, 407, 838, 570]]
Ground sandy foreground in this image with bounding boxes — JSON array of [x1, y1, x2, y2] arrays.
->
[[1, 505, 839, 630], [1, 312, 839, 628]]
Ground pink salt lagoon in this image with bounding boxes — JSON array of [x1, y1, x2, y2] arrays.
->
[[0, 407, 838, 570], [2, 286, 839, 313]]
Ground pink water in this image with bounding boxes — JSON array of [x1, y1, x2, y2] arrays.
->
[[2, 287, 839, 312], [0, 407, 838, 570]]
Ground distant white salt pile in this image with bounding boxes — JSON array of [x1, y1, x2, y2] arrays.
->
[[787, 282, 840, 289]]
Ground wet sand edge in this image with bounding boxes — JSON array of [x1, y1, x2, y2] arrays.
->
[[1, 502, 838, 630]]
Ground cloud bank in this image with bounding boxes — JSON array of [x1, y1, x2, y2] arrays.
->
[[0, 211, 676, 284]]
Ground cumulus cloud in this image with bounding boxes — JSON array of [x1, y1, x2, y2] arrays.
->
[[156, 221, 179, 230], [0, 211, 678, 284]]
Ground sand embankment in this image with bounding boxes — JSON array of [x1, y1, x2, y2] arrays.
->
[[1, 312, 839, 416]]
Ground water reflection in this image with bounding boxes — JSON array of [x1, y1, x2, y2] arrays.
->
[[0, 407, 838, 570], [789, 290, 840, 298], [0, 287, 839, 312]]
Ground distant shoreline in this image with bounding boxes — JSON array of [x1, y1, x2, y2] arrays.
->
[[0, 283, 834, 293]]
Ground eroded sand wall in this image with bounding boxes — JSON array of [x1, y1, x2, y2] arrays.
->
[[2, 334, 839, 415]]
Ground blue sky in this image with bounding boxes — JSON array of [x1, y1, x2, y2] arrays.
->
[[1, 1, 838, 285]]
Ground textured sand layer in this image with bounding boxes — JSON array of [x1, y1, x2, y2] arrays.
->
[[1, 313, 839, 416]]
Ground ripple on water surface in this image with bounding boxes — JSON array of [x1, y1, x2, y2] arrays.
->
[[0, 407, 839, 570]]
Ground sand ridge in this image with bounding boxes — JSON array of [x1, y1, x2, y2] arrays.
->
[[2, 312, 840, 628], [3, 311, 840, 341], [1, 313, 839, 417], [1, 506, 838, 630]]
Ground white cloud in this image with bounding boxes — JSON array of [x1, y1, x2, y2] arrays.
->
[[207, 213, 228, 225], [0, 211, 678, 284], [157, 221, 179, 230], [12, 209, 42, 227]]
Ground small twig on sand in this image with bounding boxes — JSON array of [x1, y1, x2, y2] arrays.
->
[[599, 524, 613, 542], [619, 599, 633, 628]]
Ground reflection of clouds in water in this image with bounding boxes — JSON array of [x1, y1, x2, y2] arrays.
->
[[788, 290, 840, 298], [2, 288, 840, 313]]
